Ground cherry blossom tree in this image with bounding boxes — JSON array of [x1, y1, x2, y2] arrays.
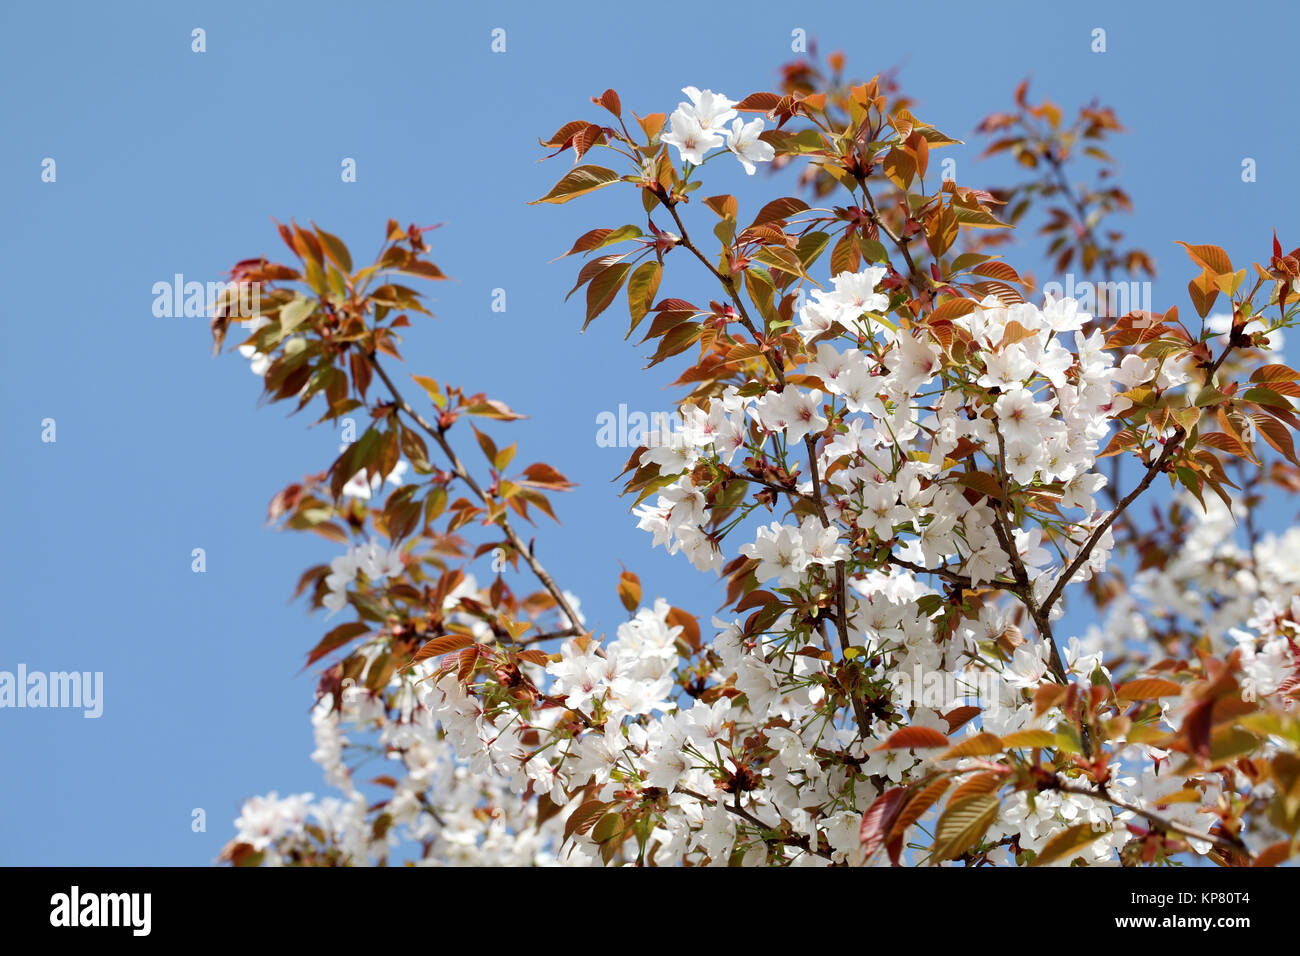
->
[[213, 60, 1300, 867]]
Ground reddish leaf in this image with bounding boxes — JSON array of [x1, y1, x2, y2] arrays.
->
[[665, 607, 701, 652], [877, 727, 950, 750], [564, 799, 608, 841], [735, 91, 783, 113], [859, 787, 907, 859], [404, 634, 475, 671], [306, 621, 369, 667], [1116, 678, 1184, 700]]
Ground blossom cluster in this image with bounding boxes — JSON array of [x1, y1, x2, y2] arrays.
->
[[234, 267, 1288, 867], [661, 87, 774, 174], [323, 540, 405, 614], [221, 75, 1300, 868], [633, 272, 1144, 604]]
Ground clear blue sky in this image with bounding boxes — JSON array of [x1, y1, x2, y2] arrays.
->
[[1, 0, 1296, 865]]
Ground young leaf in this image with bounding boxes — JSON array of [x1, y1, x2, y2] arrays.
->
[[931, 794, 1001, 863], [530, 166, 621, 205], [617, 569, 641, 612]]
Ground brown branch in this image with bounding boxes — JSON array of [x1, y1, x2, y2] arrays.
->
[[804, 433, 870, 736], [887, 555, 1014, 591], [660, 198, 870, 739], [662, 201, 729, 285], [662, 199, 787, 387], [1053, 782, 1247, 859], [736, 472, 815, 504], [365, 353, 585, 634], [859, 183, 921, 284], [1041, 425, 1185, 616], [518, 625, 583, 647], [986, 429, 1071, 687]]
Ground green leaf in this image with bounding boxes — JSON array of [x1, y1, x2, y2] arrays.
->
[[752, 246, 816, 284], [626, 261, 662, 338], [915, 594, 945, 616], [795, 231, 831, 271], [951, 206, 1010, 230], [931, 794, 1001, 863], [591, 812, 624, 844], [1243, 387, 1296, 411], [410, 375, 446, 409], [279, 295, 315, 335], [530, 165, 621, 205]]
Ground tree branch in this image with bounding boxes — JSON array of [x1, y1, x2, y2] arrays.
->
[[1041, 425, 1185, 616], [661, 198, 870, 738], [364, 352, 585, 635], [988, 429, 1071, 686], [1053, 781, 1247, 859]]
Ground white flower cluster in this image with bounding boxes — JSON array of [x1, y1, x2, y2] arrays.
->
[[235, 577, 570, 866], [340, 449, 408, 500], [233, 791, 314, 852], [632, 271, 1152, 606], [633, 392, 752, 573], [1132, 492, 1300, 707], [323, 540, 405, 614], [235, 269, 1297, 865], [548, 599, 680, 720], [661, 87, 775, 175], [238, 540, 1259, 866]]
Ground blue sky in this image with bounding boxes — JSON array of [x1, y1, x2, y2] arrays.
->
[[1, 0, 1296, 864]]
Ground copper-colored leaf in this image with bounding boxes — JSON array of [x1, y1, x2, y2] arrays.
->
[[306, 621, 369, 667], [859, 787, 907, 860], [405, 634, 475, 671], [530, 165, 621, 205], [617, 569, 641, 612], [877, 727, 950, 750], [564, 799, 608, 841], [1031, 823, 1107, 866], [931, 794, 1001, 863], [1116, 677, 1184, 701], [939, 732, 1004, 760]]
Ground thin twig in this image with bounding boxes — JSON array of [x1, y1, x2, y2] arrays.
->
[[1053, 782, 1247, 859], [1041, 426, 1185, 616], [988, 428, 1071, 686], [365, 353, 585, 634]]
